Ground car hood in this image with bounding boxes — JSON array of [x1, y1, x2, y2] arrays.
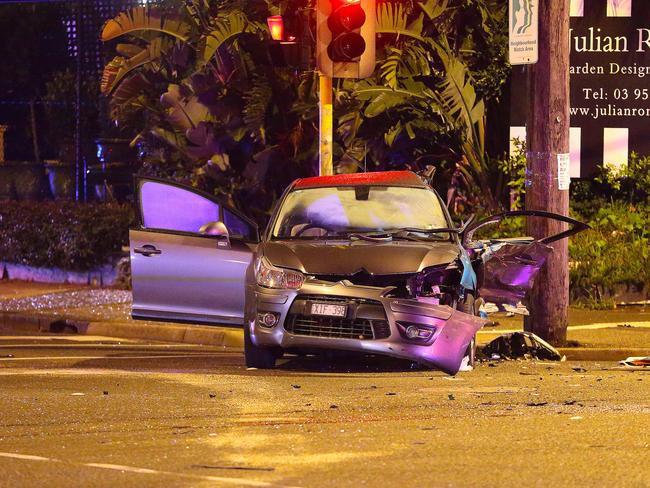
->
[[260, 240, 460, 275]]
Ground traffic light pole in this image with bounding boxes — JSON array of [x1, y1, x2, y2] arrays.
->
[[319, 73, 333, 176], [523, 0, 571, 345]]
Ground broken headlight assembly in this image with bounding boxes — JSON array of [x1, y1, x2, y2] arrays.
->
[[255, 256, 305, 290], [404, 262, 462, 306]]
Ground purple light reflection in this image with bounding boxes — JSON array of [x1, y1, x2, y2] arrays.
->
[[140, 181, 220, 233]]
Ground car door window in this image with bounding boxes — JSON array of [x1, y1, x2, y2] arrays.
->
[[224, 208, 254, 240], [139, 180, 220, 233]]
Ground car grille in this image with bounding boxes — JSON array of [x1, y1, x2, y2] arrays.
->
[[297, 294, 380, 305], [285, 315, 389, 340], [284, 295, 391, 340]]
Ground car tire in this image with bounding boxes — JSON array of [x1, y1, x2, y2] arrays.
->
[[458, 294, 477, 369], [244, 324, 277, 369]]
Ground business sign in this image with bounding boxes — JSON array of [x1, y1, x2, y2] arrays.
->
[[510, 0, 650, 177], [509, 0, 539, 64]]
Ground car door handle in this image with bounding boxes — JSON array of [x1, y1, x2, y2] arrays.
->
[[134, 245, 162, 257]]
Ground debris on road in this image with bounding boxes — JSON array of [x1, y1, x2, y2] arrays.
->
[[448, 394, 455, 400], [526, 401, 548, 407], [192, 464, 275, 472], [618, 356, 650, 370], [481, 331, 565, 361], [572, 366, 588, 373]]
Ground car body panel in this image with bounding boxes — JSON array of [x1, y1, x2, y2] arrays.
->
[[130, 177, 258, 325], [464, 210, 590, 306], [261, 240, 460, 275], [130, 229, 254, 324]]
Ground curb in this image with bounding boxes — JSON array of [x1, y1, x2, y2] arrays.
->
[[557, 347, 650, 361], [0, 312, 244, 350], [2, 312, 648, 361]]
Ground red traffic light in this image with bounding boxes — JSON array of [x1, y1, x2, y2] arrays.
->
[[327, 0, 367, 62], [316, 0, 375, 78], [267, 15, 285, 41], [327, 2, 365, 32]]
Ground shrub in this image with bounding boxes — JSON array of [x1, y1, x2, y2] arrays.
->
[[569, 201, 649, 304], [0, 201, 133, 271]]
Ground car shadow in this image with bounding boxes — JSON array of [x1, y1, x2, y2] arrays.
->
[[276, 352, 423, 373]]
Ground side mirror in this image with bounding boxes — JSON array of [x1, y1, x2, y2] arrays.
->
[[199, 221, 230, 247]]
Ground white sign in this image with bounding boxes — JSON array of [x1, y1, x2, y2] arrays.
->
[[509, 0, 539, 65], [557, 153, 571, 190]]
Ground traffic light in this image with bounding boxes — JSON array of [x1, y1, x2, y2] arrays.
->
[[317, 0, 375, 78]]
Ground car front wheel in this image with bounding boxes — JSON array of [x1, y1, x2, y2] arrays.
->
[[244, 323, 277, 369]]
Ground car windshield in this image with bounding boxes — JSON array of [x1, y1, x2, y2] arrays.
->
[[272, 186, 450, 239]]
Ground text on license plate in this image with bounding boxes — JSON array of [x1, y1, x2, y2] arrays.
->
[[310, 303, 347, 317]]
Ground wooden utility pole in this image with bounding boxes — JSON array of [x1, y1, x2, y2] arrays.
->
[[524, 0, 571, 344]]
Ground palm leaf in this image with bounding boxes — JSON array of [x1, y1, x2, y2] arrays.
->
[[242, 76, 272, 143], [418, 0, 449, 20], [384, 121, 402, 147], [437, 48, 485, 145], [108, 73, 152, 118], [101, 7, 191, 42], [101, 37, 173, 95], [376, 3, 425, 41], [203, 11, 257, 63], [379, 48, 401, 89]]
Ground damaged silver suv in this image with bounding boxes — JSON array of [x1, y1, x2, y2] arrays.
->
[[129, 171, 586, 375]]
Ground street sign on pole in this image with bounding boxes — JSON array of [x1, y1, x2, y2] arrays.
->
[[509, 0, 539, 65]]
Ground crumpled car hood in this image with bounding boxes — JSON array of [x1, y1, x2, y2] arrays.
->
[[260, 240, 460, 275]]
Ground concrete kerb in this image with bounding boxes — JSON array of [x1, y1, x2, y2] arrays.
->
[[0, 312, 244, 350], [2, 311, 648, 361]]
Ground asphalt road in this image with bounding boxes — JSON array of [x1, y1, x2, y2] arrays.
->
[[0, 335, 648, 488]]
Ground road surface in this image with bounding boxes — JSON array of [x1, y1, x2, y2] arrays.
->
[[0, 335, 648, 487]]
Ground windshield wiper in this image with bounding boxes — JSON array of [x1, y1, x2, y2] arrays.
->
[[394, 227, 460, 234], [348, 232, 394, 242]]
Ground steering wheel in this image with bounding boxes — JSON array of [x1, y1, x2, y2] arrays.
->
[[294, 223, 335, 237]]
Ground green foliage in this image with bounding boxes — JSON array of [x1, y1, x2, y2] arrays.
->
[[334, 0, 508, 210], [0, 201, 133, 271], [100, 0, 509, 217], [495, 138, 526, 210], [593, 152, 650, 203], [100, 1, 320, 221], [569, 202, 649, 306]]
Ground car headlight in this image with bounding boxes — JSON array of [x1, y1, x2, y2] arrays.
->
[[255, 256, 305, 290]]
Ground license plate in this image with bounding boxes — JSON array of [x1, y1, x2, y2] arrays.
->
[[310, 303, 347, 317]]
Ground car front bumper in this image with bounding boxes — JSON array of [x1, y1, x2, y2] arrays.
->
[[249, 280, 485, 375]]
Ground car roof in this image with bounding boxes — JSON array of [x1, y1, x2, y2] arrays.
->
[[292, 170, 427, 189]]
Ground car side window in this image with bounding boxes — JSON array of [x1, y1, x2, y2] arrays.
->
[[139, 180, 220, 233], [224, 208, 254, 240]]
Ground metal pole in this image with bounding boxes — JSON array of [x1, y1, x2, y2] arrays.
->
[[318, 73, 333, 176], [74, 2, 82, 201]]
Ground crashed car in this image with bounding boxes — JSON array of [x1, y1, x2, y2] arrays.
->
[[129, 171, 587, 375]]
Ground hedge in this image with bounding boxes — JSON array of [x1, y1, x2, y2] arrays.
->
[[0, 200, 133, 271]]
